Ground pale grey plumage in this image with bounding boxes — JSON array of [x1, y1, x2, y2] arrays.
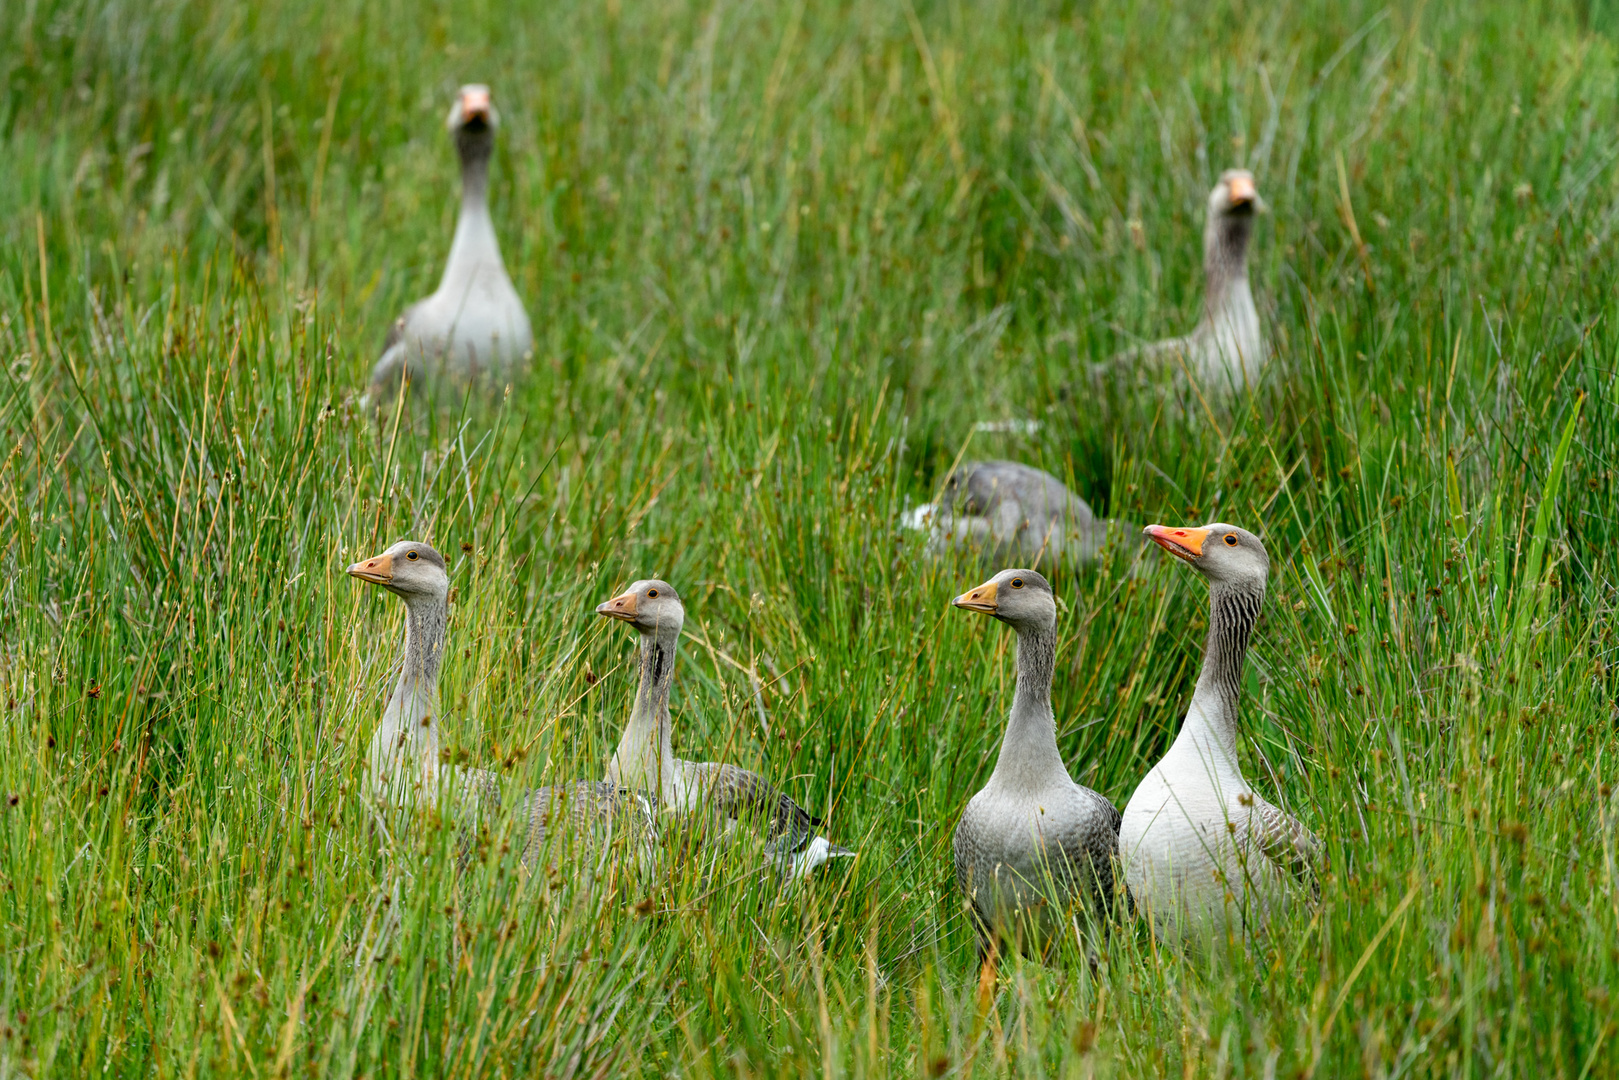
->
[[950, 569, 1121, 964], [1106, 170, 1267, 393], [597, 579, 854, 879], [369, 85, 533, 403], [348, 541, 655, 872], [1118, 524, 1320, 949], [905, 460, 1131, 566]]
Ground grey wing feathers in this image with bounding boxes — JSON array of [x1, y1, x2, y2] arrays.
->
[[1245, 796, 1322, 895], [936, 461, 1112, 564], [1050, 789, 1123, 906], [454, 765, 503, 812], [519, 780, 657, 866], [447, 766, 503, 870], [682, 761, 821, 855], [447, 771, 655, 870], [947, 460, 1098, 529]]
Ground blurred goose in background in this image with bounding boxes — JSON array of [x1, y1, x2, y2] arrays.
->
[[596, 580, 855, 880], [903, 460, 1129, 566], [348, 541, 655, 870], [1118, 523, 1320, 950], [950, 569, 1121, 999], [1113, 170, 1266, 392], [368, 85, 534, 404]]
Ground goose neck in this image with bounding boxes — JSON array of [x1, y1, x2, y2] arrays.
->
[[609, 623, 680, 798], [1203, 213, 1254, 315], [1181, 578, 1263, 762], [441, 145, 501, 289], [988, 620, 1066, 788], [372, 591, 446, 804], [396, 591, 448, 703]]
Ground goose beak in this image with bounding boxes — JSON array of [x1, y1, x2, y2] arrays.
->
[[597, 591, 640, 621], [460, 87, 492, 124], [347, 552, 395, 584], [952, 580, 999, 614], [1144, 525, 1209, 562], [1228, 173, 1258, 208]]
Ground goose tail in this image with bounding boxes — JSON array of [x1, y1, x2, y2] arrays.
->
[[772, 835, 858, 880]]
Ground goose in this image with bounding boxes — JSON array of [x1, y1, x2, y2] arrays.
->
[[347, 541, 655, 870], [596, 579, 855, 880], [368, 85, 534, 403], [1117, 523, 1320, 949], [904, 460, 1127, 566], [1113, 170, 1266, 392], [950, 569, 1121, 996]]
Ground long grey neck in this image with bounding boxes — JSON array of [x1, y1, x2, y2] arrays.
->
[[388, 592, 447, 724], [1181, 579, 1264, 763], [369, 590, 448, 814], [1203, 213, 1253, 316], [988, 620, 1068, 790], [440, 136, 502, 289], [608, 622, 680, 799]]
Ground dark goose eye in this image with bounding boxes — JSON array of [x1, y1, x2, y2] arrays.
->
[[647, 588, 659, 599], [1010, 578, 1024, 589], [406, 550, 420, 561], [1223, 534, 1238, 547]]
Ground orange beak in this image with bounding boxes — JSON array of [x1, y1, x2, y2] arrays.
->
[[596, 590, 640, 621], [1144, 525, 1210, 562], [347, 551, 395, 584], [951, 579, 1000, 614], [1228, 173, 1258, 207], [460, 87, 492, 123]]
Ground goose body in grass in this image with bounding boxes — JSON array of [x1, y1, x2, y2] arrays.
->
[[368, 85, 533, 404], [596, 580, 855, 880], [1112, 170, 1266, 393], [347, 541, 654, 871], [1117, 524, 1321, 949], [904, 460, 1129, 567], [950, 569, 1121, 993]]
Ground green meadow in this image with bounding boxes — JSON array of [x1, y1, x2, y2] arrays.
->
[[2, 0, 1617, 1074]]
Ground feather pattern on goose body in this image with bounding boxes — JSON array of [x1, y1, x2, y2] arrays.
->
[[948, 569, 1122, 966], [598, 580, 855, 880], [1119, 524, 1321, 950]]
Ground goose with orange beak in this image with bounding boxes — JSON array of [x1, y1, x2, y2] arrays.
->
[[1107, 169, 1267, 393], [368, 84, 533, 403], [948, 568, 1122, 1000], [1118, 523, 1320, 950], [596, 579, 855, 880], [347, 540, 655, 870]]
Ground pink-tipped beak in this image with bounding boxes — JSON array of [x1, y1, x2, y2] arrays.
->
[[461, 87, 492, 122], [1228, 173, 1258, 206]]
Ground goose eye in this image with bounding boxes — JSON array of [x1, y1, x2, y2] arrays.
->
[[406, 550, 420, 561], [1223, 534, 1238, 547], [647, 589, 659, 599], [1010, 578, 1024, 589]]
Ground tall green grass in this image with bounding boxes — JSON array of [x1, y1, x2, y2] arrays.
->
[[2, 0, 1617, 1074]]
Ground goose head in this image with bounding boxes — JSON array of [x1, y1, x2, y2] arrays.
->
[[347, 540, 450, 601], [1144, 523, 1269, 588], [1210, 170, 1262, 217], [952, 568, 1057, 632], [597, 579, 685, 635], [448, 84, 498, 161], [1205, 170, 1263, 274]]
